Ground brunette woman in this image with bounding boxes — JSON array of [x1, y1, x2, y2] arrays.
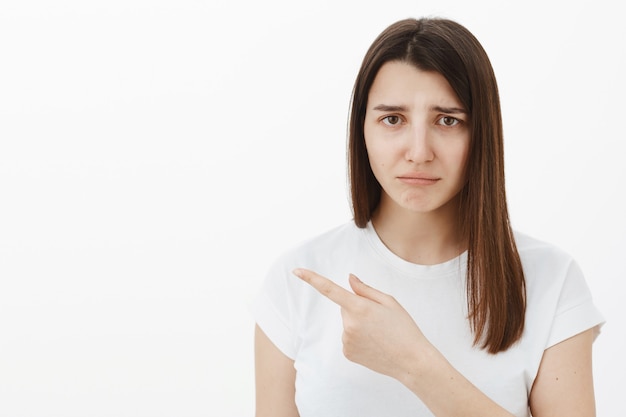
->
[[252, 17, 604, 417]]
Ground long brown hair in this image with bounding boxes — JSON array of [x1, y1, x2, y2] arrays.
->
[[348, 18, 525, 353]]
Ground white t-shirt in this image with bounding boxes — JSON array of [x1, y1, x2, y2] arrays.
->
[[251, 221, 604, 417]]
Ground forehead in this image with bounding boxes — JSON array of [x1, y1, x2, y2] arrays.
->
[[368, 61, 461, 107]]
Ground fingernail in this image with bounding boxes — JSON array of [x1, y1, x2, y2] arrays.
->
[[293, 269, 304, 278], [349, 273, 361, 283]]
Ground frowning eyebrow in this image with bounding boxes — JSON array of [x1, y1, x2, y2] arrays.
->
[[371, 104, 467, 114], [432, 105, 467, 114], [372, 104, 408, 112]]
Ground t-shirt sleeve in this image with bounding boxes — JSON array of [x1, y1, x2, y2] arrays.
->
[[249, 258, 298, 359], [545, 260, 605, 348]]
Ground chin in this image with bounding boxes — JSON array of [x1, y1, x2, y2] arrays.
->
[[398, 200, 439, 213]]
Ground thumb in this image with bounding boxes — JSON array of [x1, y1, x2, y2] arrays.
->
[[348, 274, 391, 305]]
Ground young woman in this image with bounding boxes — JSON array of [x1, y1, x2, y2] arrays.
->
[[251, 17, 604, 417]]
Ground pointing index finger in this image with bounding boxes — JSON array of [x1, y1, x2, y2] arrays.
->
[[293, 268, 355, 307]]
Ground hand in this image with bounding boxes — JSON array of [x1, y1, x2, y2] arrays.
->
[[293, 269, 433, 381]]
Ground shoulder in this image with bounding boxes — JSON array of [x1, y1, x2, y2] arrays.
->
[[513, 230, 576, 270], [262, 221, 364, 278], [275, 221, 362, 263], [512, 230, 585, 296], [513, 230, 591, 304], [513, 230, 569, 256], [513, 231, 605, 350], [258, 221, 364, 311]]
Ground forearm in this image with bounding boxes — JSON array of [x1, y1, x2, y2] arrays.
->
[[397, 347, 514, 417]]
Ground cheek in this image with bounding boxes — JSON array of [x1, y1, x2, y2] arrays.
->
[[365, 135, 395, 164], [461, 142, 471, 166], [367, 147, 388, 173], [455, 144, 471, 181], [457, 148, 470, 169], [364, 145, 386, 180], [438, 141, 470, 178], [451, 138, 471, 165]]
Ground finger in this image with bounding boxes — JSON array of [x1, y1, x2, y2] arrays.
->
[[348, 274, 393, 305], [293, 268, 356, 307]]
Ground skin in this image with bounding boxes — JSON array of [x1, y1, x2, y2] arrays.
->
[[254, 61, 597, 417], [363, 61, 470, 264], [255, 325, 299, 417]]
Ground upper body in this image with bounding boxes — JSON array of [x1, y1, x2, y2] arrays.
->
[[252, 221, 604, 416], [253, 17, 604, 417]]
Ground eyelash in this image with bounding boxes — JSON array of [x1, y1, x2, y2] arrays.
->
[[437, 116, 461, 127], [380, 115, 463, 127], [381, 115, 402, 126]]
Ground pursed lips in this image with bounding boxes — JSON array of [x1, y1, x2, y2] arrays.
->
[[397, 173, 440, 185]]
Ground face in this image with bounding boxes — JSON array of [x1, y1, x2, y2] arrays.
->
[[364, 60, 470, 216]]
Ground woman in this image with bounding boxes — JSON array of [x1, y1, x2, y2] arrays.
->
[[251, 17, 604, 417]]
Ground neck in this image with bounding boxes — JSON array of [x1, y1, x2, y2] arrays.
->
[[371, 195, 466, 265]]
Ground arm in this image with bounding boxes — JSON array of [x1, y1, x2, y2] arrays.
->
[[254, 324, 300, 417], [397, 345, 514, 416], [529, 328, 596, 417], [293, 269, 516, 417], [400, 331, 597, 417]]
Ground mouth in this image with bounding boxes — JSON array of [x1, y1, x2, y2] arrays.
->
[[397, 174, 440, 185]]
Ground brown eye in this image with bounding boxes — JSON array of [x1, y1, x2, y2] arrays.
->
[[382, 115, 401, 126], [439, 116, 459, 126]]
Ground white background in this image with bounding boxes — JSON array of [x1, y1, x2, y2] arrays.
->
[[1, 0, 624, 416]]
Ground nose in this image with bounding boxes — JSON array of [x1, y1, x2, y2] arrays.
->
[[404, 123, 434, 163]]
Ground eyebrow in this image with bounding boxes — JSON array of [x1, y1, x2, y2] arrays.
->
[[372, 104, 408, 112], [371, 104, 467, 114], [432, 105, 467, 114]]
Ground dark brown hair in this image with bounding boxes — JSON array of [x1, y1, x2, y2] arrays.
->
[[348, 17, 525, 353]]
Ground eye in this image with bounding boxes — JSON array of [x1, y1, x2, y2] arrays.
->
[[437, 116, 461, 127], [382, 115, 402, 126]]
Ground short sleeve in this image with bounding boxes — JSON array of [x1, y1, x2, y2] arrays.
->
[[545, 260, 605, 348], [249, 258, 298, 359]]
